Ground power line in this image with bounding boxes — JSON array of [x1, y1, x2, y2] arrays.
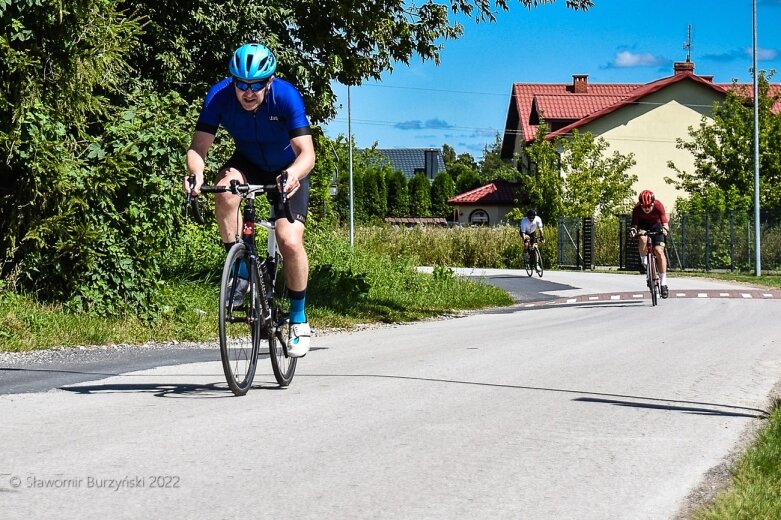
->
[[327, 117, 499, 133], [357, 83, 508, 97], [328, 118, 696, 144]]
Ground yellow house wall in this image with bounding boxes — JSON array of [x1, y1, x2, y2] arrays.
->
[[566, 80, 722, 211]]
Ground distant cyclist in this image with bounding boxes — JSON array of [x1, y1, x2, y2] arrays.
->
[[630, 189, 670, 299], [519, 208, 544, 252], [183, 43, 315, 357]]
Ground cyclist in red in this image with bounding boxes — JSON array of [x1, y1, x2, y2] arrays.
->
[[630, 189, 670, 298]]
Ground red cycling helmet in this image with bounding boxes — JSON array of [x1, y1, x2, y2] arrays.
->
[[639, 190, 655, 207]]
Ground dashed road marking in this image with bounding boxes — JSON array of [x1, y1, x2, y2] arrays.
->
[[520, 289, 781, 309]]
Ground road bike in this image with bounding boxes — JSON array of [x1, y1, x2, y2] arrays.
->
[[637, 229, 663, 306], [523, 236, 544, 278], [186, 175, 297, 395]]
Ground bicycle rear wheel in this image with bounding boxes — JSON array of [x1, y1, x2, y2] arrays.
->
[[267, 255, 297, 386], [535, 246, 544, 278], [218, 243, 260, 396]]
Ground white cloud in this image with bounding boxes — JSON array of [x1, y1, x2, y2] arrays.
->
[[395, 118, 454, 130], [752, 47, 779, 60], [612, 50, 667, 68]]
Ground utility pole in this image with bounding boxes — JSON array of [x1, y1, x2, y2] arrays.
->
[[348, 85, 355, 248], [753, 0, 762, 275]]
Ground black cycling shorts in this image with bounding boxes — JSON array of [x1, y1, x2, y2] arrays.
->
[[220, 152, 309, 225], [638, 222, 666, 247]]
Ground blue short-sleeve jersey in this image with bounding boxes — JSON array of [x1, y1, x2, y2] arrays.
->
[[195, 77, 312, 172]]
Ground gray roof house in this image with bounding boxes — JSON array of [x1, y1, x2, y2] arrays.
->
[[375, 148, 445, 181]]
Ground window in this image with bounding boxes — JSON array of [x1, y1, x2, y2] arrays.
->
[[469, 209, 489, 226]]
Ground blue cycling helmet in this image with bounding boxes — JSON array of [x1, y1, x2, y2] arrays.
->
[[229, 43, 277, 81]]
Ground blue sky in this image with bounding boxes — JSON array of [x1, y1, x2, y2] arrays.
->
[[322, 0, 781, 158]]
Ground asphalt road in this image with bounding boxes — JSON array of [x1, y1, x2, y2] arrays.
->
[[2, 270, 780, 519]]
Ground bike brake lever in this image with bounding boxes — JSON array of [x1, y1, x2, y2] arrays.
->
[[186, 175, 205, 225], [280, 172, 295, 224]]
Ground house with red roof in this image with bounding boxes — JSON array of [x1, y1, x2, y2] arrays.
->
[[447, 179, 522, 226], [501, 61, 781, 208]]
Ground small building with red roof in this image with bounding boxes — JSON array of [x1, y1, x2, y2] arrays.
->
[[501, 61, 781, 208], [447, 179, 522, 226]]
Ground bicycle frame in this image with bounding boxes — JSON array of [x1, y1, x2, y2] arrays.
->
[[638, 230, 662, 306]]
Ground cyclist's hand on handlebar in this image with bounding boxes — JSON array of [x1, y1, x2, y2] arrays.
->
[[662, 228, 669, 237], [184, 173, 204, 196], [629, 227, 637, 238], [276, 171, 296, 224], [183, 173, 205, 225], [278, 170, 302, 198]]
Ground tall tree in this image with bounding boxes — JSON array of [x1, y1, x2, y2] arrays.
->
[[430, 172, 457, 218], [363, 169, 388, 221], [516, 122, 564, 223], [310, 130, 342, 225], [386, 169, 410, 217], [408, 173, 432, 216], [122, 0, 594, 121], [667, 72, 781, 212], [442, 143, 458, 166], [449, 163, 482, 194], [479, 132, 518, 182], [559, 130, 637, 216]]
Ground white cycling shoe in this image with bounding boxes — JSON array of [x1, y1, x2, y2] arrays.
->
[[287, 322, 311, 358]]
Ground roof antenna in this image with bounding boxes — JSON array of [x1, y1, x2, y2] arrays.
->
[[683, 24, 693, 63]]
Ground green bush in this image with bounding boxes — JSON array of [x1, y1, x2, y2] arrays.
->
[[5, 91, 195, 318], [160, 221, 225, 282]]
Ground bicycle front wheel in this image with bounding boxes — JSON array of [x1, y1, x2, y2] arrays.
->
[[646, 253, 658, 307], [535, 247, 544, 278], [218, 243, 260, 396], [267, 255, 297, 386], [524, 250, 534, 277]]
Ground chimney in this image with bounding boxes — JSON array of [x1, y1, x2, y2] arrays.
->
[[674, 61, 695, 75], [572, 74, 589, 94], [424, 149, 440, 181]]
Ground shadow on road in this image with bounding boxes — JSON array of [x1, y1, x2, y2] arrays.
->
[[58, 379, 287, 398], [469, 274, 576, 303], [573, 396, 762, 418], [301, 373, 768, 418]]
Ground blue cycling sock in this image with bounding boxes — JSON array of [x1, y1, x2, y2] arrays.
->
[[229, 258, 249, 280], [289, 289, 307, 324]]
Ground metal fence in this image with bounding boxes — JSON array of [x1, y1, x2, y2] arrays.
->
[[665, 210, 781, 271], [557, 216, 584, 269], [572, 210, 781, 272]]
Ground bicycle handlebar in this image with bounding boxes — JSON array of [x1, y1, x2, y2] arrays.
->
[[636, 229, 664, 236], [185, 174, 295, 224]]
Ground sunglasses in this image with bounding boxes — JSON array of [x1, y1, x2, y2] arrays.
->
[[234, 79, 268, 92]]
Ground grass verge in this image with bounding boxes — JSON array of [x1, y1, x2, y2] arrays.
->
[[0, 267, 511, 352], [693, 398, 781, 519]]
